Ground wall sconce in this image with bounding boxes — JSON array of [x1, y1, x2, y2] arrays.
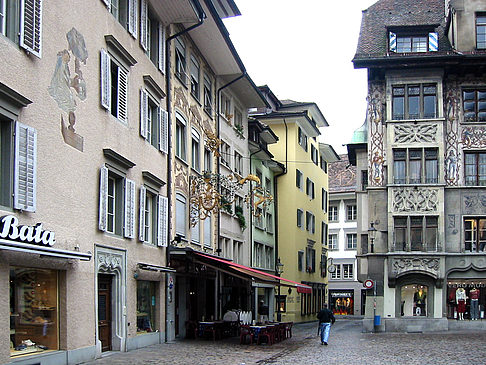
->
[[368, 221, 377, 253], [170, 235, 182, 246]]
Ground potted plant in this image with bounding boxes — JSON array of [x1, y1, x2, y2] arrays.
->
[[235, 206, 246, 231]]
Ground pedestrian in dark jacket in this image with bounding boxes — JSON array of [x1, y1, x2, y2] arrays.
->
[[317, 303, 335, 345]]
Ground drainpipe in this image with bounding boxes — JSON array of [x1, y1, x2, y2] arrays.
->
[[248, 147, 260, 268], [165, 4, 205, 343]]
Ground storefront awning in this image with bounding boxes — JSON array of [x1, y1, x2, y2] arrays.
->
[[194, 252, 312, 293], [0, 238, 92, 261], [137, 262, 176, 273]]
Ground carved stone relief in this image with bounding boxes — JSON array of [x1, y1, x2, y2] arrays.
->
[[367, 82, 386, 187], [392, 257, 440, 277], [444, 82, 460, 186], [393, 124, 437, 143], [392, 187, 439, 212], [175, 160, 188, 194], [461, 126, 486, 149]]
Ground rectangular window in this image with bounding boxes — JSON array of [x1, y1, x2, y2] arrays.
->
[[392, 84, 437, 120], [296, 169, 303, 190], [203, 74, 213, 116], [396, 36, 427, 53], [346, 205, 357, 221], [265, 177, 272, 195], [329, 234, 338, 250], [330, 264, 341, 280], [425, 216, 438, 251], [346, 233, 357, 250], [204, 214, 211, 247], [394, 216, 438, 252], [221, 94, 231, 121], [311, 145, 318, 165], [175, 37, 187, 85], [297, 209, 303, 228], [204, 149, 212, 173], [464, 89, 486, 122], [146, 8, 164, 69], [101, 50, 128, 123], [220, 141, 231, 168], [110, 0, 127, 29], [298, 251, 304, 271], [175, 115, 186, 160], [175, 193, 186, 237], [329, 206, 338, 221], [306, 246, 316, 273], [255, 208, 264, 229], [234, 151, 243, 176], [107, 173, 124, 235], [191, 129, 200, 171], [298, 127, 308, 151], [306, 211, 315, 234], [234, 108, 243, 130], [306, 178, 315, 199], [321, 188, 327, 212], [465, 152, 486, 186], [10, 268, 59, 357], [136, 281, 157, 333], [394, 217, 407, 251], [321, 222, 328, 245], [464, 218, 486, 252], [190, 56, 200, 100], [143, 189, 157, 245], [361, 170, 368, 190], [476, 14, 486, 49], [410, 216, 423, 251], [320, 156, 328, 173], [266, 212, 273, 234], [393, 148, 438, 184], [342, 264, 354, 279]]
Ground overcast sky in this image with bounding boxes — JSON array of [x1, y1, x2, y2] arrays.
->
[[223, 0, 378, 154]]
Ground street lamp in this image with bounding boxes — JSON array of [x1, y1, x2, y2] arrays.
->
[[275, 258, 284, 321], [368, 222, 377, 254]]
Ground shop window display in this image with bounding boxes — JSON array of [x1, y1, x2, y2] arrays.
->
[[10, 268, 58, 357], [400, 285, 427, 316], [137, 281, 157, 333], [329, 291, 354, 315], [447, 281, 485, 320]]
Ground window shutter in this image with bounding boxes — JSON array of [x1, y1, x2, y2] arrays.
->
[[128, 0, 138, 38], [429, 32, 438, 52], [101, 0, 110, 9], [100, 49, 111, 110], [158, 22, 166, 73], [98, 166, 109, 231], [117, 66, 128, 123], [140, 0, 148, 51], [20, 0, 42, 58], [159, 108, 168, 153], [389, 31, 397, 52], [138, 185, 146, 241], [13, 122, 37, 212], [157, 195, 168, 247], [124, 179, 136, 238], [140, 89, 148, 139]]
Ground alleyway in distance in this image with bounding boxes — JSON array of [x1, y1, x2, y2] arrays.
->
[[81, 320, 486, 365]]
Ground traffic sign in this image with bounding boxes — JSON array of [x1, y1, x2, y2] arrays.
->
[[364, 279, 374, 289]]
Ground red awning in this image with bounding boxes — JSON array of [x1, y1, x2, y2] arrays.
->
[[194, 252, 312, 293]]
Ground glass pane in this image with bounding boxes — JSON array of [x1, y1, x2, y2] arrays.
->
[[408, 86, 420, 96], [463, 91, 475, 101], [408, 96, 420, 118], [393, 87, 405, 96], [479, 219, 486, 252], [465, 112, 477, 122], [425, 159, 438, 183], [397, 37, 411, 52], [137, 281, 157, 333], [426, 227, 437, 251], [410, 160, 422, 183], [479, 112, 486, 122], [411, 217, 423, 251], [477, 17, 486, 25], [395, 228, 406, 251], [400, 285, 428, 316], [412, 37, 427, 52], [424, 95, 436, 118], [478, 91, 486, 101], [423, 85, 436, 95], [394, 160, 406, 184], [464, 101, 476, 112], [393, 96, 404, 119]]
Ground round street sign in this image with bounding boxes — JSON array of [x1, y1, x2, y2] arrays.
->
[[364, 279, 374, 289]]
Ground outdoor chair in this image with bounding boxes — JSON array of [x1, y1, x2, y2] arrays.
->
[[239, 325, 254, 344]]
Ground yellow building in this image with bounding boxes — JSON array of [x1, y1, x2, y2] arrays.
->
[[252, 87, 339, 323]]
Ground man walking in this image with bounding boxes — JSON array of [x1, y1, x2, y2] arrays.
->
[[317, 303, 335, 345]]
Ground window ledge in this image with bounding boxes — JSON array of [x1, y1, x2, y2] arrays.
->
[[103, 148, 136, 169], [142, 171, 166, 188], [175, 155, 188, 167], [387, 117, 444, 123], [104, 35, 137, 67], [143, 75, 166, 100]]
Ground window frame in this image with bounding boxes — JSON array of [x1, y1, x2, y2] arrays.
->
[[346, 233, 357, 250], [175, 112, 187, 161], [190, 55, 200, 100], [393, 215, 438, 252], [329, 206, 338, 222], [393, 148, 438, 185], [191, 128, 201, 172], [476, 13, 486, 50], [346, 204, 357, 221], [328, 233, 338, 250], [392, 83, 437, 120]]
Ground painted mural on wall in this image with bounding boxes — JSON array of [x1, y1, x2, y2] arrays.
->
[[367, 82, 386, 186], [48, 27, 88, 152], [462, 192, 486, 214], [444, 84, 460, 186]]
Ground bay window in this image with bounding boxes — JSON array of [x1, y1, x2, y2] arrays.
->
[[392, 84, 437, 120], [394, 216, 438, 252], [393, 148, 438, 184]]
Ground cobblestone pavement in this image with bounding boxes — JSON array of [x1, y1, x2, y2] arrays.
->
[[82, 320, 486, 365]]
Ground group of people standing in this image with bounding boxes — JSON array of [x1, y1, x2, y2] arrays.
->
[[453, 287, 481, 320]]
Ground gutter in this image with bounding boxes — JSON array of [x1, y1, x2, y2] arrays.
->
[[164, 3, 206, 343]]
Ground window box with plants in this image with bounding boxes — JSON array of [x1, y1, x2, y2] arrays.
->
[[235, 205, 246, 231], [233, 124, 244, 139]]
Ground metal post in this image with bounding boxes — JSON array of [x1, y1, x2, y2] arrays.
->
[[277, 285, 281, 322], [373, 284, 377, 333]]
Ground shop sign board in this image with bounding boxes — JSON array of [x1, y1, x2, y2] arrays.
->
[[330, 291, 353, 298], [0, 215, 56, 247]]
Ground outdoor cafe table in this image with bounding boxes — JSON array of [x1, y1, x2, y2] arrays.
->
[[196, 321, 225, 341]]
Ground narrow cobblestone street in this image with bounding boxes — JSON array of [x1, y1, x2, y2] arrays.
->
[[81, 320, 486, 365]]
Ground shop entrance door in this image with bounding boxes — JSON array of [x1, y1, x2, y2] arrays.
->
[[98, 274, 112, 352]]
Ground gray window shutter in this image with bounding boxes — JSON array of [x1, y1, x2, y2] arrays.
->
[[20, 0, 42, 58], [13, 121, 37, 212], [159, 108, 168, 153], [117, 66, 128, 123], [140, 89, 148, 139], [138, 185, 146, 241], [140, 0, 148, 51], [98, 166, 109, 231], [158, 22, 166, 73], [389, 31, 397, 52], [128, 0, 138, 38], [100, 49, 111, 110], [429, 32, 438, 52], [124, 179, 136, 238], [157, 195, 168, 247]]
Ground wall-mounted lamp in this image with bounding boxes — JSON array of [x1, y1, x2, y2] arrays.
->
[[368, 222, 377, 253], [170, 235, 182, 246], [275, 258, 284, 276]]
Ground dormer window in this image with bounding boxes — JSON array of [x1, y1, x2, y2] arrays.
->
[[389, 31, 438, 53]]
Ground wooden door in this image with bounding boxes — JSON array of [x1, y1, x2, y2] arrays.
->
[[98, 274, 112, 352]]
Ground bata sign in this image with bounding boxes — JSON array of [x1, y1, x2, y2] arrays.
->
[[0, 215, 56, 247]]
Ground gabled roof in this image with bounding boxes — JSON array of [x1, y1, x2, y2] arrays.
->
[[353, 0, 452, 67]]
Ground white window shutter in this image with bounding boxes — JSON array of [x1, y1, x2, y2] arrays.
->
[[138, 185, 146, 241], [140, 0, 148, 51], [100, 49, 111, 110], [128, 0, 138, 38], [159, 108, 168, 153], [389, 31, 397, 52], [20, 0, 42, 58], [101, 0, 110, 9], [158, 22, 166, 73], [13, 122, 37, 212], [140, 89, 148, 139], [157, 195, 168, 247], [117, 66, 128, 123], [98, 166, 109, 231], [124, 179, 136, 238], [429, 32, 438, 52]]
